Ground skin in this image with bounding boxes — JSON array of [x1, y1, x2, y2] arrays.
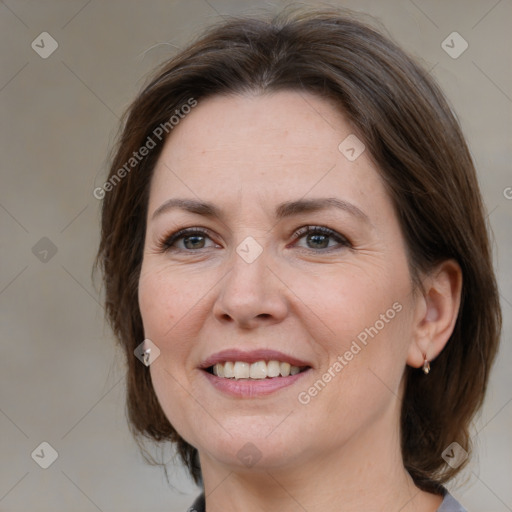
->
[[138, 91, 462, 512]]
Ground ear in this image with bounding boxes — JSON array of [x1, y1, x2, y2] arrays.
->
[[406, 259, 463, 369]]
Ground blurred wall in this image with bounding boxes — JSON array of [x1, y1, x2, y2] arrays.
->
[[1, 1, 511, 510]]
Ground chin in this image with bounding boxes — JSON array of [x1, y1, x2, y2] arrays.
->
[[190, 417, 313, 471]]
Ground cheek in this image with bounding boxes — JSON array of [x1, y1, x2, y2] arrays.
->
[[138, 264, 200, 344], [138, 269, 176, 339], [295, 303, 413, 448], [291, 263, 414, 401], [290, 261, 410, 346], [137, 267, 198, 394], [138, 268, 203, 444]]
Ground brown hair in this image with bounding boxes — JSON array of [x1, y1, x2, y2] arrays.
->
[[95, 7, 501, 493]]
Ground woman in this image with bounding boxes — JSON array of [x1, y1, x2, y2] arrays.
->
[[96, 8, 501, 511]]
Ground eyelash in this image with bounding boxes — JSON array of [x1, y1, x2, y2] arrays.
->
[[157, 226, 352, 253]]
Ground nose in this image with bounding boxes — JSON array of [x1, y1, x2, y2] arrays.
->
[[212, 244, 289, 329]]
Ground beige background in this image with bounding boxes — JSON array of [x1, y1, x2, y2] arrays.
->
[[1, 0, 511, 511]]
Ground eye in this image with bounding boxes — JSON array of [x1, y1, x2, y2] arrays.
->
[[157, 225, 351, 253], [291, 226, 351, 251], [158, 227, 219, 252]]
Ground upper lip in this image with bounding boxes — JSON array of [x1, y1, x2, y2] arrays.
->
[[199, 349, 312, 369]]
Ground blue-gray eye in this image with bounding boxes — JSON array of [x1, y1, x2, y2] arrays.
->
[[293, 226, 351, 250], [159, 228, 215, 251]]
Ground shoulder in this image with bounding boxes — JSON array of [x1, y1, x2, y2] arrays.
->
[[437, 489, 468, 512]]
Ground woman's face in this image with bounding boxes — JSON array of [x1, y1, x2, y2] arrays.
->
[[139, 91, 422, 471]]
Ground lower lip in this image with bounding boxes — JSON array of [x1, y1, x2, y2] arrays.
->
[[201, 369, 310, 398]]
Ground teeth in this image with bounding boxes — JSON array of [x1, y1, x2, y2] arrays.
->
[[213, 363, 224, 377], [267, 360, 281, 377], [249, 361, 267, 379], [280, 362, 291, 377], [223, 361, 234, 378], [210, 360, 304, 379], [233, 361, 250, 380]]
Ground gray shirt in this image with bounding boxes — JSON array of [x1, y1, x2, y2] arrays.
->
[[187, 488, 467, 511], [437, 490, 468, 511]]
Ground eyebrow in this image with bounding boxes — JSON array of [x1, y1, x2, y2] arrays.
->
[[151, 197, 371, 224]]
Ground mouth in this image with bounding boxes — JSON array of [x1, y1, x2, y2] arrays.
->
[[199, 349, 312, 397], [204, 360, 310, 379]]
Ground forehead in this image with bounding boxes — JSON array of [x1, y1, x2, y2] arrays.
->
[[148, 91, 388, 215]]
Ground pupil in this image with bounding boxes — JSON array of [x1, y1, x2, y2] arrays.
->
[[184, 235, 205, 249], [308, 234, 328, 249]]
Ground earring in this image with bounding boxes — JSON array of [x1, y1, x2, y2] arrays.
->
[[422, 353, 430, 375]]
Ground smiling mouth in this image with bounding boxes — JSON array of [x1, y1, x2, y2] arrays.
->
[[205, 360, 310, 380]]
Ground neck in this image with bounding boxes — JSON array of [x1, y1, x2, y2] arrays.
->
[[198, 395, 443, 512]]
